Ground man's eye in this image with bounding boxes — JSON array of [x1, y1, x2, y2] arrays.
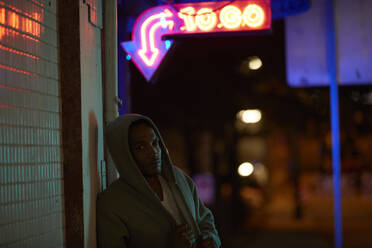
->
[[136, 145, 145, 150]]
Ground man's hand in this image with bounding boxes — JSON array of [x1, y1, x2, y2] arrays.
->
[[196, 232, 217, 248], [171, 224, 194, 248]]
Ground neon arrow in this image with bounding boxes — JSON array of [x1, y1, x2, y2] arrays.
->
[[122, 0, 272, 82], [138, 20, 174, 66], [122, 7, 176, 81], [137, 9, 173, 66]]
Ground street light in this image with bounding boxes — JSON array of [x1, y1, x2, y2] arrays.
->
[[237, 109, 262, 124]]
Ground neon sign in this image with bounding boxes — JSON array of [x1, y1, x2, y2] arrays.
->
[[122, 0, 271, 81]]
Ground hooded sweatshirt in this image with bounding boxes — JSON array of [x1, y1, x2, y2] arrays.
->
[[97, 114, 221, 248]]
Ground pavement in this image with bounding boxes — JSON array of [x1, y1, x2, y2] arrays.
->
[[223, 230, 331, 248], [222, 229, 372, 248]]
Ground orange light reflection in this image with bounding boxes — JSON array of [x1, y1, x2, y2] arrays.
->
[[0, 27, 4, 40], [10, 12, 19, 29], [0, 8, 4, 24], [0, 44, 40, 60], [0, 8, 4, 40], [0, 83, 33, 93], [0, 1, 43, 21], [0, 63, 37, 76], [0, 104, 18, 109], [0, 2, 42, 41], [30, 0, 44, 8], [0, 26, 39, 42]]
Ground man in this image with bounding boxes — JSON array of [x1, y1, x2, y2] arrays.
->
[[97, 114, 221, 248]]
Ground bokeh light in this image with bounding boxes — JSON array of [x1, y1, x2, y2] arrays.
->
[[248, 56, 262, 70], [237, 109, 262, 124], [238, 162, 254, 177]]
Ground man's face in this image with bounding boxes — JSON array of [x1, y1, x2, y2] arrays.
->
[[129, 123, 162, 177]]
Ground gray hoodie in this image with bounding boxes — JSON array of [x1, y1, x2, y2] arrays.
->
[[97, 114, 221, 248]]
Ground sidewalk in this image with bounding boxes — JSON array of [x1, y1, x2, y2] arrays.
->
[[223, 230, 330, 248]]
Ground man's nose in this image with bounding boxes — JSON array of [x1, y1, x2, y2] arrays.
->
[[148, 146, 158, 157]]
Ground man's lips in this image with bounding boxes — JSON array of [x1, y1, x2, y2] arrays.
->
[[150, 159, 161, 167]]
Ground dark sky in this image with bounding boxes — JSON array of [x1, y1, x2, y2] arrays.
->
[[130, 20, 289, 127], [128, 17, 372, 137]]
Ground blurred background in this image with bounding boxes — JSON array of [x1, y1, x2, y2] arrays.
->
[[123, 1, 372, 248]]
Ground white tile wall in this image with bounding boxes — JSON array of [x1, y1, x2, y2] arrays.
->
[[0, 0, 64, 247]]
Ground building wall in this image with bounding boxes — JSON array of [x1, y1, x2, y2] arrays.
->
[[79, 1, 104, 247], [0, 0, 64, 247]]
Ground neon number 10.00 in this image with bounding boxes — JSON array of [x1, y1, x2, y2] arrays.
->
[[122, 0, 271, 81], [178, 4, 265, 32]]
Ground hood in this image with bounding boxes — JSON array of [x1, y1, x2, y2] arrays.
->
[[105, 114, 176, 197]]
